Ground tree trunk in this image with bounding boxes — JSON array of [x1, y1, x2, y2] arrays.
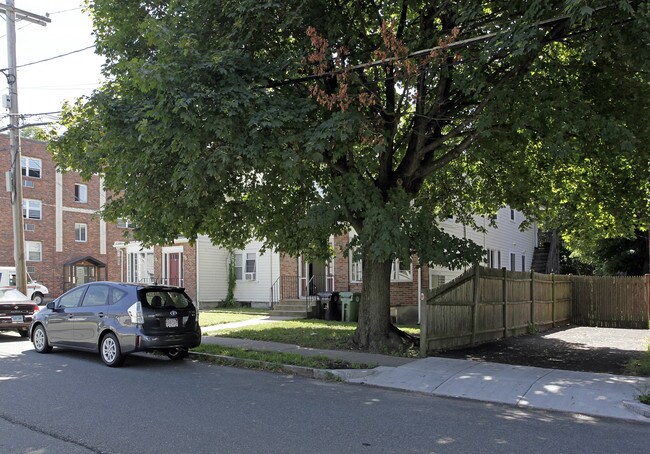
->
[[354, 255, 402, 352]]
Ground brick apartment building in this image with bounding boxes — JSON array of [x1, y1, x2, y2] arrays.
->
[[0, 135, 127, 298]]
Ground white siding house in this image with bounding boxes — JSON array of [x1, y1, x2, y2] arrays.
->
[[428, 207, 538, 289], [196, 236, 280, 307]]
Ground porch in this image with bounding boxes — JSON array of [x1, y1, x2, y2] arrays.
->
[[270, 274, 334, 317]]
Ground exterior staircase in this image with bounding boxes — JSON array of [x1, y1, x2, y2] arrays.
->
[[531, 246, 550, 273], [271, 299, 316, 318]]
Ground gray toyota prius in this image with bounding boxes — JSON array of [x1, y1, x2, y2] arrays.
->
[[30, 282, 201, 367]]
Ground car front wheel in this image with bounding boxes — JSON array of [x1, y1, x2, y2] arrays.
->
[[100, 333, 125, 367], [32, 325, 52, 353], [166, 348, 189, 360]]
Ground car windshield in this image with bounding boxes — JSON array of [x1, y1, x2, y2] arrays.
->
[[141, 290, 192, 309], [0, 288, 30, 301]]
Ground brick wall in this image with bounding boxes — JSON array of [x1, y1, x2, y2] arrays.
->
[[0, 136, 130, 298]]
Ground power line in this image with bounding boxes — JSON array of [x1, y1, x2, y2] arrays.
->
[[0, 45, 95, 70]]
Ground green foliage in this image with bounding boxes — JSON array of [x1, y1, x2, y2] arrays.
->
[[50, 0, 650, 349], [223, 253, 237, 307], [20, 126, 48, 141]]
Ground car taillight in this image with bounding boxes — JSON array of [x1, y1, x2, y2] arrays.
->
[[127, 301, 144, 324], [33, 305, 40, 313]]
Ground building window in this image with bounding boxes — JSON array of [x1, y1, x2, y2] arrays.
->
[[26, 241, 42, 262], [127, 251, 154, 283], [117, 218, 135, 229], [521, 255, 526, 272], [497, 250, 502, 269], [429, 272, 446, 290], [234, 252, 256, 280], [75, 184, 88, 203], [75, 223, 87, 242], [510, 209, 515, 221], [21, 156, 42, 178], [391, 258, 412, 282], [23, 180, 34, 188], [23, 199, 41, 220], [510, 253, 516, 271]]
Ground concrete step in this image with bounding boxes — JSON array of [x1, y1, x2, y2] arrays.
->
[[270, 309, 309, 318]]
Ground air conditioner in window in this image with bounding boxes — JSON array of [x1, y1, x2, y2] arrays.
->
[[244, 272, 255, 281]]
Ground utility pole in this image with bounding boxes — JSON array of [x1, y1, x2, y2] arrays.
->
[[0, 1, 49, 295]]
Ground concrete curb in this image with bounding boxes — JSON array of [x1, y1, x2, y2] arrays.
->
[[189, 351, 347, 381], [623, 400, 650, 418]]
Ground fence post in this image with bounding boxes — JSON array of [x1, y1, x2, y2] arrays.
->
[[530, 270, 535, 326], [470, 264, 480, 345], [552, 274, 556, 328], [502, 267, 509, 338], [420, 289, 429, 358]]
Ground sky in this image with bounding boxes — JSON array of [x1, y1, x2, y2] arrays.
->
[[0, 1, 104, 129]]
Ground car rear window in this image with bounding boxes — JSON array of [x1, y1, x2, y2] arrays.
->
[[141, 290, 192, 309]]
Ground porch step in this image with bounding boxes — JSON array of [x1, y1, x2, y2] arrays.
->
[[271, 299, 318, 318]]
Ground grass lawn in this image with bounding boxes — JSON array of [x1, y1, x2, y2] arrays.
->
[[208, 318, 420, 357], [199, 308, 270, 328], [192, 344, 376, 370]]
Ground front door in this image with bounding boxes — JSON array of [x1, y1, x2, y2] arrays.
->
[[165, 252, 182, 287]]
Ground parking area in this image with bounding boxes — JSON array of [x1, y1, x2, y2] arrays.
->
[[437, 325, 649, 375]]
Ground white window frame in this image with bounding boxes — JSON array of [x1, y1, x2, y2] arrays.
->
[[26, 241, 42, 262], [117, 218, 135, 229], [75, 223, 87, 242], [74, 183, 88, 203], [23, 199, 42, 220], [127, 249, 154, 283], [234, 252, 257, 281], [21, 156, 42, 179], [391, 258, 412, 282], [429, 271, 446, 290]]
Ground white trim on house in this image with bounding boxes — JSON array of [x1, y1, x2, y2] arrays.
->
[[56, 171, 62, 251]]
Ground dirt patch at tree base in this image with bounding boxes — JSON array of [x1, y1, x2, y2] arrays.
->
[[435, 325, 649, 376]]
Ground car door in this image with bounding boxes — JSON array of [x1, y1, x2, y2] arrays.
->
[[74, 284, 110, 349], [46, 286, 86, 345]]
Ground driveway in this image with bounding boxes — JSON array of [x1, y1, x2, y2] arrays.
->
[[437, 325, 649, 375]]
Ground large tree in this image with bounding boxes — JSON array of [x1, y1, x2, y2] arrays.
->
[[51, 1, 650, 351]]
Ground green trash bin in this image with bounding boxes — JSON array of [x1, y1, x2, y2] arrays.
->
[[340, 291, 360, 322]]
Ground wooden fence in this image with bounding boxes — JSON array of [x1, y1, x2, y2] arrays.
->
[[420, 265, 573, 356], [572, 275, 649, 329]]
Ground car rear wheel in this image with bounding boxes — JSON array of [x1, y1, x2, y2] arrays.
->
[[166, 348, 189, 360], [100, 333, 125, 367], [32, 325, 52, 353], [31, 292, 44, 305]]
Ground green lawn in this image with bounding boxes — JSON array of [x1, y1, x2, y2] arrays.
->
[[208, 318, 420, 356], [192, 344, 376, 370], [199, 308, 270, 328]]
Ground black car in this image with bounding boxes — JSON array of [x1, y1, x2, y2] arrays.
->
[[0, 288, 39, 337], [30, 282, 201, 367]]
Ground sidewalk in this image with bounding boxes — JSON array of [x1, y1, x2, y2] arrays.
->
[[199, 317, 650, 424]]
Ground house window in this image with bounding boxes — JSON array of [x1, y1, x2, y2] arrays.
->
[[486, 249, 495, 268], [391, 258, 412, 282], [75, 184, 88, 203], [127, 251, 154, 283], [23, 199, 41, 220], [234, 252, 256, 280], [497, 250, 502, 269], [510, 209, 515, 221], [26, 241, 42, 262], [21, 156, 42, 178], [75, 223, 87, 242], [350, 256, 363, 282], [429, 272, 446, 290], [510, 253, 516, 271], [522, 255, 526, 272]]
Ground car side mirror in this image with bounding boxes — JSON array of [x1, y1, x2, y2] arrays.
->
[[46, 302, 56, 310]]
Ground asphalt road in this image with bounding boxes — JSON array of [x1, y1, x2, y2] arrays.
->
[[1, 332, 647, 454]]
